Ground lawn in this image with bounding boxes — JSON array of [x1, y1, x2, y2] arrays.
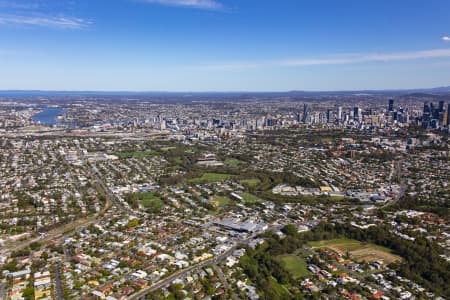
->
[[131, 192, 163, 212], [241, 193, 263, 204], [277, 255, 311, 279], [210, 196, 231, 207], [308, 238, 401, 264], [188, 173, 232, 184], [224, 158, 243, 167], [309, 238, 362, 252], [115, 150, 158, 159], [329, 195, 345, 200], [240, 178, 261, 188], [160, 146, 176, 151]]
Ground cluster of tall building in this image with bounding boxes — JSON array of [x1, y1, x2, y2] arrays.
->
[[294, 98, 449, 131], [384, 99, 410, 124], [297, 101, 402, 127], [422, 100, 449, 129], [51, 98, 450, 133]]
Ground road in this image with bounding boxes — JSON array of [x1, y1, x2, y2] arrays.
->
[[89, 163, 135, 215], [0, 151, 130, 257], [128, 244, 243, 300], [0, 213, 104, 257], [383, 159, 407, 208], [79, 144, 135, 215], [330, 257, 395, 299], [213, 264, 240, 300], [0, 281, 7, 300], [54, 263, 64, 300], [63, 245, 72, 261], [127, 229, 276, 300]]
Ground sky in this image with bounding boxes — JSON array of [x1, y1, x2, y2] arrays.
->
[[0, 0, 450, 91]]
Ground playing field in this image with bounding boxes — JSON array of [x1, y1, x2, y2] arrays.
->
[[240, 178, 261, 188], [115, 150, 158, 159], [309, 238, 401, 264], [240, 193, 263, 204], [210, 196, 230, 207], [277, 254, 311, 279], [224, 158, 243, 166], [188, 173, 232, 183], [131, 192, 163, 212]]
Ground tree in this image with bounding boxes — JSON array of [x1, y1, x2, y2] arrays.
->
[[22, 287, 34, 300], [126, 218, 139, 228], [282, 224, 298, 236], [376, 209, 387, 219]]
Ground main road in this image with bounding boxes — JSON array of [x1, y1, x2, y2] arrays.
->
[[126, 229, 283, 300], [0, 149, 133, 257], [54, 262, 64, 300], [127, 245, 240, 300], [0, 280, 7, 300], [383, 159, 407, 208]]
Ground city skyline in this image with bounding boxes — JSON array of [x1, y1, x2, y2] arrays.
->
[[1, 0, 450, 91]]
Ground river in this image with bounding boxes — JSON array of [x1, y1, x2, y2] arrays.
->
[[32, 107, 65, 126]]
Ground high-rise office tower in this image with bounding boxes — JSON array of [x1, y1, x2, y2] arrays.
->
[[337, 106, 342, 120], [326, 109, 332, 123], [388, 99, 394, 112], [430, 102, 441, 119], [423, 102, 431, 120], [443, 108, 448, 126], [438, 100, 444, 112], [448, 104, 450, 125], [353, 106, 359, 121], [302, 103, 308, 123], [422, 102, 431, 128]]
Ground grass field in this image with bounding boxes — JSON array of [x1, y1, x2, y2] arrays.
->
[[115, 150, 158, 159], [277, 255, 311, 279], [160, 146, 176, 151], [224, 158, 243, 167], [188, 173, 232, 184], [329, 195, 345, 200], [309, 239, 362, 251], [240, 178, 261, 188], [309, 238, 401, 264], [210, 196, 231, 207], [131, 192, 163, 212], [241, 193, 263, 204]]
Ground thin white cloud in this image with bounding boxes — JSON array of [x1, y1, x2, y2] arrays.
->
[[201, 48, 450, 70], [143, 0, 223, 10], [0, 1, 39, 9], [0, 14, 90, 29], [443, 36, 450, 42], [283, 49, 450, 66]]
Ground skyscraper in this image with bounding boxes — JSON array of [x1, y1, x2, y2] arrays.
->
[[423, 102, 430, 119], [447, 104, 450, 126], [388, 99, 394, 112], [326, 109, 332, 123], [353, 106, 359, 121], [422, 102, 431, 128], [443, 107, 448, 126], [438, 100, 444, 112], [302, 103, 308, 123]]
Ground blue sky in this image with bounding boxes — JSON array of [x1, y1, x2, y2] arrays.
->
[[0, 0, 450, 91]]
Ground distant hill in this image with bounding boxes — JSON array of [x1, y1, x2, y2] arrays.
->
[[0, 86, 449, 98]]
